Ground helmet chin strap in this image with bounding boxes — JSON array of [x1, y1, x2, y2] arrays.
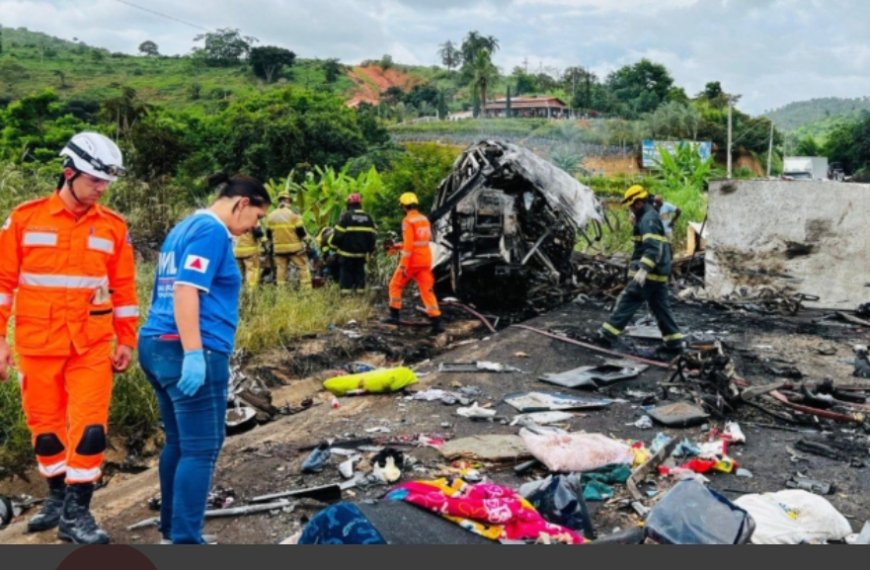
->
[[67, 171, 85, 205]]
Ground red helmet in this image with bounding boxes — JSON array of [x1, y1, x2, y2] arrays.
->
[[346, 193, 362, 205]]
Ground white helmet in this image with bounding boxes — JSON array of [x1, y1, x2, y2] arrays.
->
[[59, 131, 126, 181]]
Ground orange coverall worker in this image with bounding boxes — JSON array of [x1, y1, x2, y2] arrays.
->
[[388, 209, 441, 318], [0, 192, 138, 483]]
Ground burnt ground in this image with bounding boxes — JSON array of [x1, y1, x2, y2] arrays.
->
[[1, 298, 869, 544]]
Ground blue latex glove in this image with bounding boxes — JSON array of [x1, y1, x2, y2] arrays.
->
[[177, 350, 206, 396]]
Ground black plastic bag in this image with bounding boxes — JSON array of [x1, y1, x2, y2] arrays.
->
[[645, 480, 755, 544], [523, 474, 596, 539]]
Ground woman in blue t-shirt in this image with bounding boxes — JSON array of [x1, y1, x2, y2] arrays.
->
[[138, 173, 271, 544]]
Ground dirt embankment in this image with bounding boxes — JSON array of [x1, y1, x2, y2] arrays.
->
[[345, 65, 422, 107]]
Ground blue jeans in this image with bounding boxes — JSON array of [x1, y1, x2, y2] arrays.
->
[[138, 336, 229, 544]]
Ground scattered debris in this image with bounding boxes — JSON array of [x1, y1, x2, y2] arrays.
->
[[539, 359, 647, 389], [301, 444, 332, 474], [647, 402, 710, 427], [645, 480, 755, 544], [439, 435, 531, 462], [510, 411, 575, 427], [438, 361, 523, 373], [504, 391, 613, 412], [519, 474, 596, 539], [786, 474, 833, 495], [323, 367, 418, 396], [519, 430, 634, 473], [456, 402, 497, 419], [371, 448, 404, 483], [734, 490, 853, 545]]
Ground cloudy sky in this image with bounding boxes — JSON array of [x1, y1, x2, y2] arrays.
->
[[2, 0, 868, 114]]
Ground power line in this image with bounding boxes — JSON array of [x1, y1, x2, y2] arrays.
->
[[112, 0, 211, 32]]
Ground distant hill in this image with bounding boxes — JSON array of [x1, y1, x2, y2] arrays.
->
[[765, 97, 870, 134], [0, 26, 430, 112]]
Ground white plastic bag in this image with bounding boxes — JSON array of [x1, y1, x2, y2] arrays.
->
[[734, 489, 852, 544]]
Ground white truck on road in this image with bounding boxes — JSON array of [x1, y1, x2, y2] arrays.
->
[[783, 156, 829, 180]]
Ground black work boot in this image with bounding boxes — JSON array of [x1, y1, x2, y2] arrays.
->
[[27, 475, 66, 533], [429, 316, 445, 334], [382, 308, 401, 325], [57, 483, 110, 544]]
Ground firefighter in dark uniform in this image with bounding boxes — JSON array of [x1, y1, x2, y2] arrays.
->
[[598, 185, 686, 352], [329, 193, 377, 292]]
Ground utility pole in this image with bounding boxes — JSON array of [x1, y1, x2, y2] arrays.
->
[[766, 119, 774, 178], [727, 103, 733, 179]]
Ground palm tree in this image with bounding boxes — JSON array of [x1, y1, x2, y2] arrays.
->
[[470, 49, 498, 118]]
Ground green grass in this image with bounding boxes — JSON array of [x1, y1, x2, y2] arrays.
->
[[235, 285, 375, 356]]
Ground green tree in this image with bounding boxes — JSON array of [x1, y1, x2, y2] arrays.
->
[[459, 31, 498, 78], [795, 135, 820, 156], [203, 88, 368, 181], [606, 59, 674, 116], [469, 48, 499, 114], [511, 66, 537, 96], [824, 111, 870, 175], [438, 40, 461, 72], [249, 46, 296, 82], [138, 40, 159, 57], [323, 58, 343, 83], [192, 28, 257, 67]]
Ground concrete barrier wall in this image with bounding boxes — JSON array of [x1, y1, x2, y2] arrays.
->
[[706, 180, 870, 310]]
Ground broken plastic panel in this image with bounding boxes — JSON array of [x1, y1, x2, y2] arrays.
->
[[504, 391, 613, 413], [539, 359, 648, 389]]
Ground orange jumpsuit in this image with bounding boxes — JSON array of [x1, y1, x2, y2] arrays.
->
[[0, 192, 138, 483], [388, 209, 440, 318]]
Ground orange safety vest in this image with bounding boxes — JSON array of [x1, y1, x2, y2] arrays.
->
[[399, 210, 432, 269], [0, 192, 139, 356]]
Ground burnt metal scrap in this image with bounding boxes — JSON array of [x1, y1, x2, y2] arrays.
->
[[430, 140, 604, 313]]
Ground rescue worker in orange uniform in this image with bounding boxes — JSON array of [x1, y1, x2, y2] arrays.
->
[[384, 192, 444, 334], [0, 132, 138, 544]]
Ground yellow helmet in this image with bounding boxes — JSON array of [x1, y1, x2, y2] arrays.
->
[[277, 192, 291, 201], [399, 192, 419, 206], [621, 185, 648, 205]]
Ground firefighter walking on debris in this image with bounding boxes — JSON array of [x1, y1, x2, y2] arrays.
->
[[598, 185, 685, 353], [0, 131, 139, 544], [384, 192, 445, 334]]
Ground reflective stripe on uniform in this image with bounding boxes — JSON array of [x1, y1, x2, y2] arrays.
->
[[0, 293, 11, 307], [642, 233, 669, 242], [38, 460, 67, 477], [345, 226, 377, 233], [413, 241, 430, 247], [23, 232, 58, 247], [663, 333, 686, 342], [629, 271, 668, 283], [87, 236, 114, 254], [114, 306, 139, 318], [400, 251, 411, 257], [19, 272, 109, 289], [66, 466, 101, 482], [602, 322, 622, 336], [334, 248, 367, 258], [640, 257, 656, 268]]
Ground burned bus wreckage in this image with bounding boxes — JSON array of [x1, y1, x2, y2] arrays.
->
[[430, 140, 606, 312]]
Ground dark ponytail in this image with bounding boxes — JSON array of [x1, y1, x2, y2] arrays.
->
[[207, 172, 271, 208]]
